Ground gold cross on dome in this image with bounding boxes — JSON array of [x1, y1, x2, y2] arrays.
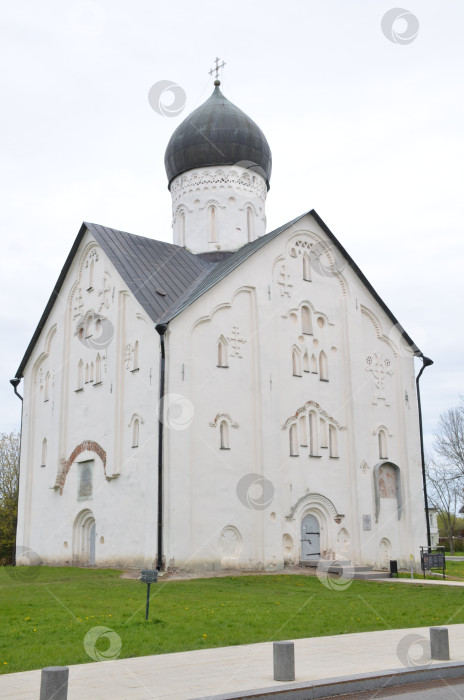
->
[[209, 57, 226, 81]]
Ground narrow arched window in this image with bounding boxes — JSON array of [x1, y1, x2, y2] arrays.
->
[[379, 430, 388, 459], [303, 350, 310, 373], [41, 438, 47, 467], [132, 419, 139, 448], [133, 341, 139, 371], [85, 363, 89, 384], [90, 362, 94, 383], [329, 425, 338, 458], [292, 348, 301, 376], [301, 305, 312, 334], [320, 418, 328, 448], [311, 353, 318, 373], [303, 252, 311, 281], [218, 337, 228, 367], [309, 411, 319, 456], [247, 206, 254, 242], [88, 258, 94, 289], [77, 360, 83, 390], [179, 211, 186, 247], [44, 372, 50, 401], [299, 415, 308, 446], [209, 206, 217, 242], [95, 354, 101, 384], [220, 420, 229, 449], [289, 424, 298, 456], [319, 350, 328, 381]]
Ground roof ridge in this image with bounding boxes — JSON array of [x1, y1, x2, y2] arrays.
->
[[15, 210, 421, 378], [158, 210, 310, 324]]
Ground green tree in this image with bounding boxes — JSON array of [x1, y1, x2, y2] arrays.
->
[[0, 431, 20, 563]]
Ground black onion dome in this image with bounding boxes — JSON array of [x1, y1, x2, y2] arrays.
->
[[164, 83, 272, 190]]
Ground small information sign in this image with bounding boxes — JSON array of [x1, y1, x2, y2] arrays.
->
[[420, 546, 445, 579], [139, 569, 159, 619]]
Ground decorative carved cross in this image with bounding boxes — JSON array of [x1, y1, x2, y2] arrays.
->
[[73, 289, 84, 319], [209, 57, 226, 81], [227, 325, 246, 358], [277, 263, 293, 297], [360, 460, 370, 475], [365, 352, 393, 390], [98, 275, 111, 311]]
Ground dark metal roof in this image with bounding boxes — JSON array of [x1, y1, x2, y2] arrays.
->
[[15, 210, 421, 378], [86, 223, 212, 322], [164, 84, 272, 190], [158, 212, 308, 324], [15, 223, 213, 378]]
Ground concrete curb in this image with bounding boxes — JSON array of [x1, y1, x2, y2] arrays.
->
[[193, 661, 464, 699]]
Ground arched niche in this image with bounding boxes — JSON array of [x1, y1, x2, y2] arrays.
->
[[373, 461, 402, 523], [58, 440, 107, 494]]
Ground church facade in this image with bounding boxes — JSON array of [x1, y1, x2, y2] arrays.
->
[[14, 79, 427, 572]]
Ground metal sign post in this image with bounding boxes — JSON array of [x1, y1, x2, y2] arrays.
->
[[139, 569, 158, 620]]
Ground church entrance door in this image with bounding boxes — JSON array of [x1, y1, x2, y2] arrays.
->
[[73, 509, 96, 566], [301, 514, 320, 560]]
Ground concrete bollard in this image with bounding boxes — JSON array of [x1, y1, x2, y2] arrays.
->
[[273, 641, 295, 682], [40, 667, 69, 700], [430, 627, 450, 661]]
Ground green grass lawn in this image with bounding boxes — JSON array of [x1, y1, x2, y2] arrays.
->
[[1, 567, 464, 675], [446, 560, 464, 579]]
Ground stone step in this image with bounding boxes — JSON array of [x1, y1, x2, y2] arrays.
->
[[352, 571, 391, 580], [315, 561, 353, 570], [300, 559, 370, 576], [299, 560, 392, 580]]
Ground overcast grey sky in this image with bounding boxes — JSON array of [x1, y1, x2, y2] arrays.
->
[[1, 0, 463, 451]]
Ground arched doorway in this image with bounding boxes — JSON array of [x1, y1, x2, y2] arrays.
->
[[301, 514, 320, 560], [73, 509, 96, 566]]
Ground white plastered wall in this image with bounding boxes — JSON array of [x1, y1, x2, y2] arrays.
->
[[16, 229, 159, 568], [170, 165, 267, 253], [163, 212, 426, 571]]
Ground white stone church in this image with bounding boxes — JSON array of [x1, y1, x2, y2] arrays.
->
[[14, 77, 428, 572]]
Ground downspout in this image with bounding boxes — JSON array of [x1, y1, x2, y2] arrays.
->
[[155, 323, 168, 570], [415, 355, 434, 549], [10, 378, 23, 567]]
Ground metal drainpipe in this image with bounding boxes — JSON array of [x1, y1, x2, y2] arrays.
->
[[155, 324, 168, 570], [10, 378, 23, 567], [416, 355, 434, 550]]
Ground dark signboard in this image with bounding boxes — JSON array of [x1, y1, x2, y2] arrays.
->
[[420, 547, 446, 579]]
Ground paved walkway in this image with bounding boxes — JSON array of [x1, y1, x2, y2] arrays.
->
[[2, 624, 464, 699], [373, 577, 464, 587]]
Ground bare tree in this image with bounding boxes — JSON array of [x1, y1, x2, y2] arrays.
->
[[426, 458, 462, 554], [0, 431, 20, 564], [434, 397, 464, 478]]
